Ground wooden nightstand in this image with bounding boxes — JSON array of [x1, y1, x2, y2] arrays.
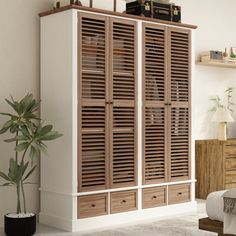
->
[[196, 139, 236, 199]]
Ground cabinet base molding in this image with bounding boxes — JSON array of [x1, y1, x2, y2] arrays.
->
[[40, 201, 197, 232]]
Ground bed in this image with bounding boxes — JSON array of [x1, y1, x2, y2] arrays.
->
[[199, 190, 236, 236]]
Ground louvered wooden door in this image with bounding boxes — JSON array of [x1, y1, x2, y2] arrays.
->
[[143, 23, 191, 185], [78, 14, 109, 192], [168, 27, 191, 182], [78, 14, 137, 192], [142, 23, 168, 185], [110, 18, 138, 188]]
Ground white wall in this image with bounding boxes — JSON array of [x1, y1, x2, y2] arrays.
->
[[174, 0, 236, 139], [1, 0, 236, 227], [0, 0, 53, 227]]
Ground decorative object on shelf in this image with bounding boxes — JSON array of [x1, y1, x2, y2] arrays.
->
[[126, 0, 181, 22], [230, 47, 236, 58], [200, 50, 223, 62], [171, 5, 181, 22], [54, 0, 81, 8], [211, 107, 234, 140], [0, 94, 62, 236], [154, 0, 170, 3], [88, 0, 126, 12], [196, 60, 236, 68], [152, 2, 172, 21], [229, 46, 236, 62], [126, 0, 152, 17], [210, 87, 235, 141], [223, 47, 228, 61], [54, 1, 60, 9], [199, 47, 236, 66]]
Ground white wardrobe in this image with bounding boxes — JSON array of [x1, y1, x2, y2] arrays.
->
[[40, 5, 197, 232]]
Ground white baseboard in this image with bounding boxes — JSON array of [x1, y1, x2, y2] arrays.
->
[[40, 201, 197, 233], [39, 212, 73, 232]]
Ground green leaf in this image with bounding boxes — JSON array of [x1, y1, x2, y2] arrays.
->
[[39, 125, 53, 137], [0, 171, 11, 182], [5, 98, 17, 113], [23, 165, 37, 181], [8, 158, 19, 180], [21, 126, 30, 138], [15, 142, 29, 152], [40, 131, 63, 141], [5, 135, 27, 143], [29, 146, 37, 159], [0, 183, 12, 187], [10, 124, 19, 133], [0, 120, 13, 134], [0, 112, 14, 117], [21, 162, 29, 176]]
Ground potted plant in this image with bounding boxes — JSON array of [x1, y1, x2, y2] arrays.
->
[[0, 94, 62, 236]]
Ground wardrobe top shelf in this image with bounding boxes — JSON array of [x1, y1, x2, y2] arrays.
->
[[39, 4, 198, 30]]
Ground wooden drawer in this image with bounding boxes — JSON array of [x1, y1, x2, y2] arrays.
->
[[225, 157, 236, 170], [111, 190, 137, 214], [224, 145, 236, 158], [142, 187, 166, 209], [225, 182, 236, 189], [78, 194, 108, 219], [225, 170, 236, 183], [168, 184, 191, 204]]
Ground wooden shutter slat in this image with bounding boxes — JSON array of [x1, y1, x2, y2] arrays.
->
[[144, 105, 166, 184], [110, 19, 137, 188], [170, 106, 190, 181], [144, 25, 166, 103], [78, 14, 109, 192]]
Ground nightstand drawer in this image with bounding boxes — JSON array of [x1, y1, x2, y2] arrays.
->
[[225, 158, 236, 170], [168, 184, 191, 204], [111, 190, 137, 214], [224, 145, 236, 157], [225, 170, 236, 183], [142, 187, 166, 209], [78, 194, 108, 219], [225, 182, 236, 189]]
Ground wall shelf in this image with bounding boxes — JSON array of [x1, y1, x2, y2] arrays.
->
[[196, 61, 236, 69]]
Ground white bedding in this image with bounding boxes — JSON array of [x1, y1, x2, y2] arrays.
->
[[206, 190, 227, 222], [206, 189, 236, 235]]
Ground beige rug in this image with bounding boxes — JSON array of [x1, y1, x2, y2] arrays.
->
[[81, 213, 215, 236]]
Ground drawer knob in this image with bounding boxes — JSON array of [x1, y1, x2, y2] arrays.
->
[[178, 192, 182, 196], [121, 200, 127, 204], [91, 204, 96, 208], [152, 195, 157, 199]]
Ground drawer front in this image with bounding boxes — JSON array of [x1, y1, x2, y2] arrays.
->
[[168, 184, 191, 204], [78, 194, 108, 219], [224, 145, 236, 158], [225, 182, 236, 189], [142, 187, 167, 209], [225, 157, 236, 170], [225, 170, 236, 183], [111, 190, 138, 214]]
